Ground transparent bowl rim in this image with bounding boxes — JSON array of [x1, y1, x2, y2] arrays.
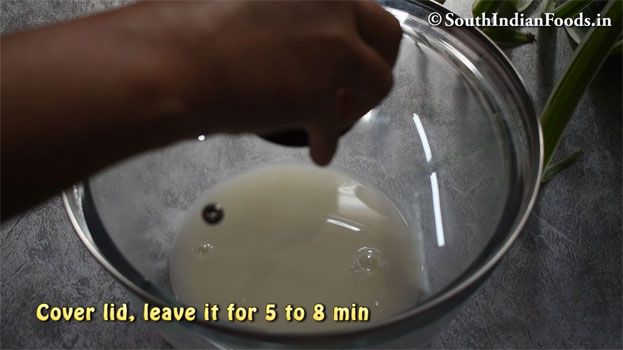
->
[[63, 0, 544, 344]]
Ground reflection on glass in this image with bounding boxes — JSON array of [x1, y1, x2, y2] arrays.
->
[[387, 8, 409, 25], [413, 113, 432, 162], [430, 172, 445, 247], [326, 218, 361, 232], [413, 113, 445, 247]]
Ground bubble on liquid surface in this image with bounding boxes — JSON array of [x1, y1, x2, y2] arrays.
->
[[202, 203, 224, 224], [193, 243, 214, 255], [349, 247, 389, 277]]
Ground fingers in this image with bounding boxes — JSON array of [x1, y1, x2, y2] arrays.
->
[[307, 124, 339, 167], [306, 28, 396, 166], [331, 0, 401, 123], [339, 88, 374, 126], [306, 83, 375, 167], [353, 0, 403, 67], [343, 38, 394, 117], [307, 0, 404, 167]]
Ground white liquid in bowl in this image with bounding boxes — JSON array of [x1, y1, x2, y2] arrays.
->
[[169, 164, 422, 331]]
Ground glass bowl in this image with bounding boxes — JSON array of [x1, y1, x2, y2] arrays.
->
[[63, 0, 542, 347]]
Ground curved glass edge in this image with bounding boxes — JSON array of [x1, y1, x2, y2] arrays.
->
[[61, 0, 544, 346]]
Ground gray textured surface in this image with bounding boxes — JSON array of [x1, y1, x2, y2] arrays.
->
[[1, 0, 621, 349]]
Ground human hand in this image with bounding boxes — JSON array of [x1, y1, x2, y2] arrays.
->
[[134, 0, 402, 165]]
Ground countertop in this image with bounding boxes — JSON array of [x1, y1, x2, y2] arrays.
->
[[1, 0, 621, 348]]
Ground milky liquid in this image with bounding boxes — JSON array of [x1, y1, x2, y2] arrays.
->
[[169, 164, 422, 331]]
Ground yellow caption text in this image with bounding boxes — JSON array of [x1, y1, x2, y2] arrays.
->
[[36, 303, 370, 323]]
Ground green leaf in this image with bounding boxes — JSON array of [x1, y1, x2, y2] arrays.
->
[[494, 1, 520, 17], [472, 0, 532, 19], [541, 0, 558, 13], [542, 151, 584, 182], [481, 27, 536, 47], [511, 0, 534, 12], [565, 25, 585, 45], [541, 0, 622, 168], [563, 1, 607, 45], [472, 0, 500, 17], [553, 0, 592, 19]]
